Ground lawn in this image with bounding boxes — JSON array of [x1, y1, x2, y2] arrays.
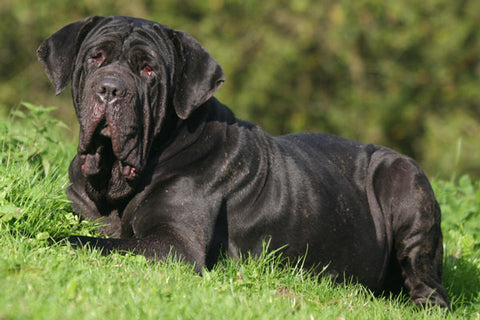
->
[[0, 105, 479, 319]]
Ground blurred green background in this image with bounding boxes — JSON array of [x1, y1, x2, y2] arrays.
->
[[1, 0, 479, 179]]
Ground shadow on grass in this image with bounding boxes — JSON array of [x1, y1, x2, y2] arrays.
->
[[443, 253, 480, 310]]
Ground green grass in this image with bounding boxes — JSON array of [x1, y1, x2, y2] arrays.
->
[[0, 104, 479, 319]]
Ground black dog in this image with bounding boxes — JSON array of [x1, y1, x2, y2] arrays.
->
[[37, 16, 449, 307]]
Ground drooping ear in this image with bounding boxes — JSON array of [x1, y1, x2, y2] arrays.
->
[[37, 16, 105, 95], [170, 30, 225, 120]]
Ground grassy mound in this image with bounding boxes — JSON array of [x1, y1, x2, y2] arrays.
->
[[0, 105, 478, 319]]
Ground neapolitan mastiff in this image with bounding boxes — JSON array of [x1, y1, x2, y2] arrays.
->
[[37, 16, 449, 307]]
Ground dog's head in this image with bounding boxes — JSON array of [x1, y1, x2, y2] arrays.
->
[[38, 16, 224, 201]]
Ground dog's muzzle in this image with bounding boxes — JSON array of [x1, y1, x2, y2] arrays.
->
[[78, 74, 141, 182]]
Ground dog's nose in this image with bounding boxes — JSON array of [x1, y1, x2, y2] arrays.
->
[[97, 78, 126, 103]]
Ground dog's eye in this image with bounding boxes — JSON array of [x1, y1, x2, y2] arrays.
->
[[141, 64, 154, 76], [90, 52, 104, 64]]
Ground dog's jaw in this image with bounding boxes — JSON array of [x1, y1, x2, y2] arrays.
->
[[76, 97, 145, 205]]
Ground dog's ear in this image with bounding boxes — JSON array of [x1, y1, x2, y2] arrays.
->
[[37, 16, 104, 95], [170, 30, 225, 120]]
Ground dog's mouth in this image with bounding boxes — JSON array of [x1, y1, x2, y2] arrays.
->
[[79, 119, 140, 182]]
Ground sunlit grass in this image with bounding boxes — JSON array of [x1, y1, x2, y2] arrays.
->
[[0, 105, 478, 319]]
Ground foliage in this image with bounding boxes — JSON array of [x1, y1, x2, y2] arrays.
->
[[0, 0, 479, 178], [434, 176, 480, 245], [0, 105, 479, 318]]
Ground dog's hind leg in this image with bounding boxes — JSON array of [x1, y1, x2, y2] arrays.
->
[[369, 151, 450, 308]]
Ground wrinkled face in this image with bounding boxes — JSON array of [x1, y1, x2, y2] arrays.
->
[[38, 16, 225, 204], [72, 19, 175, 200]]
